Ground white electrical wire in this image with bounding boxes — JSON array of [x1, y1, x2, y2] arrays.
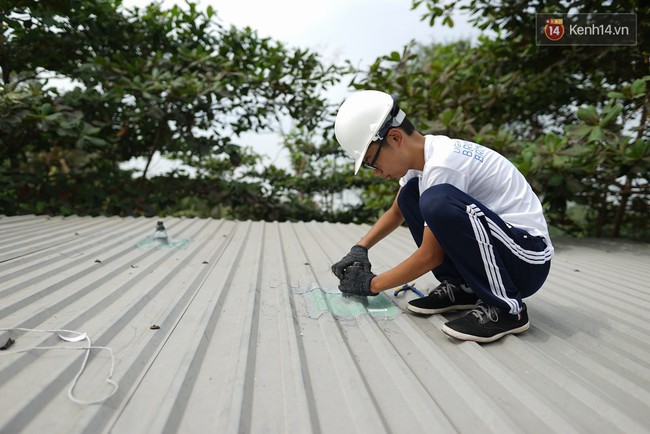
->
[[0, 327, 118, 405]]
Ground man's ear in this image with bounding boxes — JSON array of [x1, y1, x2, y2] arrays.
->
[[388, 129, 403, 146]]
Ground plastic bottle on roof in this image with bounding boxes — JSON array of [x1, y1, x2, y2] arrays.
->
[[153, 221, 169, 245]]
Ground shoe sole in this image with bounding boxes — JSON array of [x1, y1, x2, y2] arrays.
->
[[406, 304, 477, 315], [440, 321, 530, 343]]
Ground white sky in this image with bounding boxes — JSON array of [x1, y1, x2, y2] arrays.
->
[[119, 0, 480, 173], [124, 0, 477, 66]]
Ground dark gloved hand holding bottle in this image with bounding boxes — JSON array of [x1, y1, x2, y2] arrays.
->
[[331, 245, 371, 279], [338, 262, 377, 297]]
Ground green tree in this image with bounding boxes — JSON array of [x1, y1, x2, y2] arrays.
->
[[1, 0, 340, 217]]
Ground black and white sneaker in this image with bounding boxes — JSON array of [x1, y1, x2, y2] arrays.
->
[[441, 300, 530, 343], [406, 282, 478, 315]]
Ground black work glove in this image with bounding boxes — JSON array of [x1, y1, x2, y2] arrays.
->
[[338, 264, 377, 297], [331, 245, 371, 280]]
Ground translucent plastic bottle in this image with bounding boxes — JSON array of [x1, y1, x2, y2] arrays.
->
[[153, 221, 169, 245]]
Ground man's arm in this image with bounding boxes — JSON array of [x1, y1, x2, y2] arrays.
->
[[356, 188, 405, 249], [332, 189, 405, 280], [369, 226, 444, 294]]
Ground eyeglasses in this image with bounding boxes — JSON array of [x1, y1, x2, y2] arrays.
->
[[362, 140, 384, 170]]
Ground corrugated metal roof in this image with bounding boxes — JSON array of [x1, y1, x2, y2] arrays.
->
[[1, 214, 649, 434]]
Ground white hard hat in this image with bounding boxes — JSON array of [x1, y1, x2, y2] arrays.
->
[[335, 90, 406, 174]]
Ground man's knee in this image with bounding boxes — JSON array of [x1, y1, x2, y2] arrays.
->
[[397, 177, 420, 213], [419, 184, 465, 227]]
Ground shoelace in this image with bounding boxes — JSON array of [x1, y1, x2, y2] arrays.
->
[[431, 282, 456, 302], [470, 301, 499, 323]]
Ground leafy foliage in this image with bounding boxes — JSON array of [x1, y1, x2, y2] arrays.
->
[[1, 0, 341, 219], [1, 0, 648, 240]]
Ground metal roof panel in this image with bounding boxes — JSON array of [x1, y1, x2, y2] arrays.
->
[[1, 215, 649, 434]]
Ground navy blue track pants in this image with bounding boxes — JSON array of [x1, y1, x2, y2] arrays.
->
[[398, 179, 552, 315]]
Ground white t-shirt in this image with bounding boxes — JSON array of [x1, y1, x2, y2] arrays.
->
[[400, 135, 553, 252]]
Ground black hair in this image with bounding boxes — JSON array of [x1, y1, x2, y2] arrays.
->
[[398, 116, 415, 135]]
